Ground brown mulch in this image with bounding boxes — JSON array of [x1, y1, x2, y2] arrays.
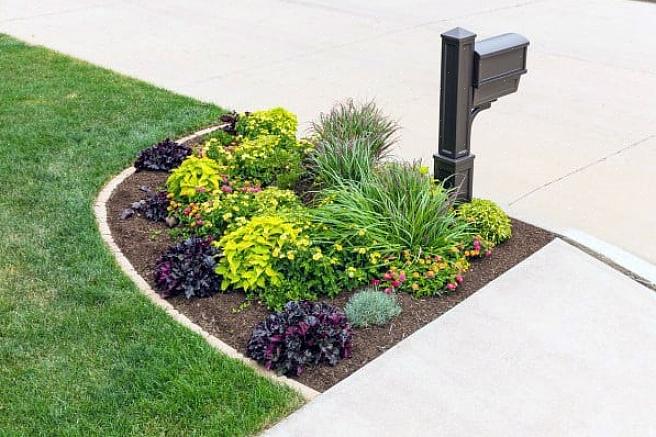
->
[[107, 169, 555, 392]]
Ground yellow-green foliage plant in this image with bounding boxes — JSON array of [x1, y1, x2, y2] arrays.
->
[[236, 107, 298, 147], [215, 214, 317, 309], [205, 135, 310, 188], [457, 198, 512, 245], [166, 156, 224, 200], [215, 213, 378, 310], [194, 187, 301, 237]]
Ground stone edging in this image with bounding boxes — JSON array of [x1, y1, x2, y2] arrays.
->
[[93, 125, 320, 401]]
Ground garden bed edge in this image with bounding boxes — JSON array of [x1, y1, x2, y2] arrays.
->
[[93, 126, 320, 402]]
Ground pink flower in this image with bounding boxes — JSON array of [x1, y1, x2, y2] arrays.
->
[[371, 279, 381, 286], [383, 272, 392, 280], [383, 287, 392, 294], [221, 185, 233, 193], [391, 280, 401, 288], [485, 250, 492, 257], [446, 283, 456, 291], [455, 275, 463, 283], [398, 272, 406, 282]]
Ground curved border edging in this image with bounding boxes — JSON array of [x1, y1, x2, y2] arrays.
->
[[93, 126, 320, 401]]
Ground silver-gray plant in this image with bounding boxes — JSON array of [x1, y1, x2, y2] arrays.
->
[[345, 288, 402, 328]]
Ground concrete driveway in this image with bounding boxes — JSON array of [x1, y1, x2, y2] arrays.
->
[[2, 0, 655, 263], [265, 239, 656, 436]]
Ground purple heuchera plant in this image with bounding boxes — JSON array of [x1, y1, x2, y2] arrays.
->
[[219, 111, 239, 135], [134, 138, 192, 171], [153, 236, 219, 299], [247, 301, 352, 376], [121, 188, 169, 222]]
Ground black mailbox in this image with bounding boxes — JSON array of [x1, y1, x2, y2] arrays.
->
[[473, 33, 529, 106], [435, 28, 529, 202]]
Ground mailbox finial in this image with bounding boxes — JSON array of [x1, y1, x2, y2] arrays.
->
[[440, 27, 476, 41]]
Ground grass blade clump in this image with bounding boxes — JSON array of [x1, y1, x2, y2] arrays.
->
[[310, 162, 470, 254], [309, 137, 376, 188], [345, 288, 402, 328], [309, 100, 399, 188], [311, 99, 399, 158]]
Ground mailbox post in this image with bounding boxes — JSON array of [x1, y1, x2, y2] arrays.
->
[[434, 27, 529, 202]]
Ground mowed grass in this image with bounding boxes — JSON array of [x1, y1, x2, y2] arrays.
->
[[0, 35, 301, 435]]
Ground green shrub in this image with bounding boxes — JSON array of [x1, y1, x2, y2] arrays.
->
[[345, 288, 401, 328], [236, 107, 298, 147], [311, 100, 398, 159], [166, 156, 225, 200], [205, 135, 307, 189], [203, 128, 236, 147], [457, 198, 512, 245], [310, 162, 469, 254], [168, 177, 260, 233], [194, 187, 301, 237]]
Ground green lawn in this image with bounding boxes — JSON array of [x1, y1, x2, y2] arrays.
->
[[0, 35, 301, 435]]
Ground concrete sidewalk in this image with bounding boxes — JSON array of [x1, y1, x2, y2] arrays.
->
[[2, 0, 655, 264], [265, 239, 656, 436]]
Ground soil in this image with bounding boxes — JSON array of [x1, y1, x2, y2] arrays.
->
[[107, 169, 555, 392]]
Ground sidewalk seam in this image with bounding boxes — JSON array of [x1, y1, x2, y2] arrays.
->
[[508, 133, 655, 206]]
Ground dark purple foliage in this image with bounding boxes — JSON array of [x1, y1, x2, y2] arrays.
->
[[247, 301, 352, 376], [134, 138, 191, 171], [121, 189, 169, 222], [120, 186, 169, 222], [154, 237, 219, 299], [219, 111, 239, 135], [141, 190, 169, 222]]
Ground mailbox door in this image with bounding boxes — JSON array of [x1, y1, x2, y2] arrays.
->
[[473, 74, 522, 106], [473, 33, 528, 106]]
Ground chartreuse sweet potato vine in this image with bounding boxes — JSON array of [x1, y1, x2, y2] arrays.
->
[[214, 213, 380, 310], [236, 107, 298, 147], [457, 198, 512, 246], [167, 156, 225, 199]]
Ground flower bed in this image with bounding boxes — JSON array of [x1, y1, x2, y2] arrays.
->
[[108, 102, 554, 391]]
